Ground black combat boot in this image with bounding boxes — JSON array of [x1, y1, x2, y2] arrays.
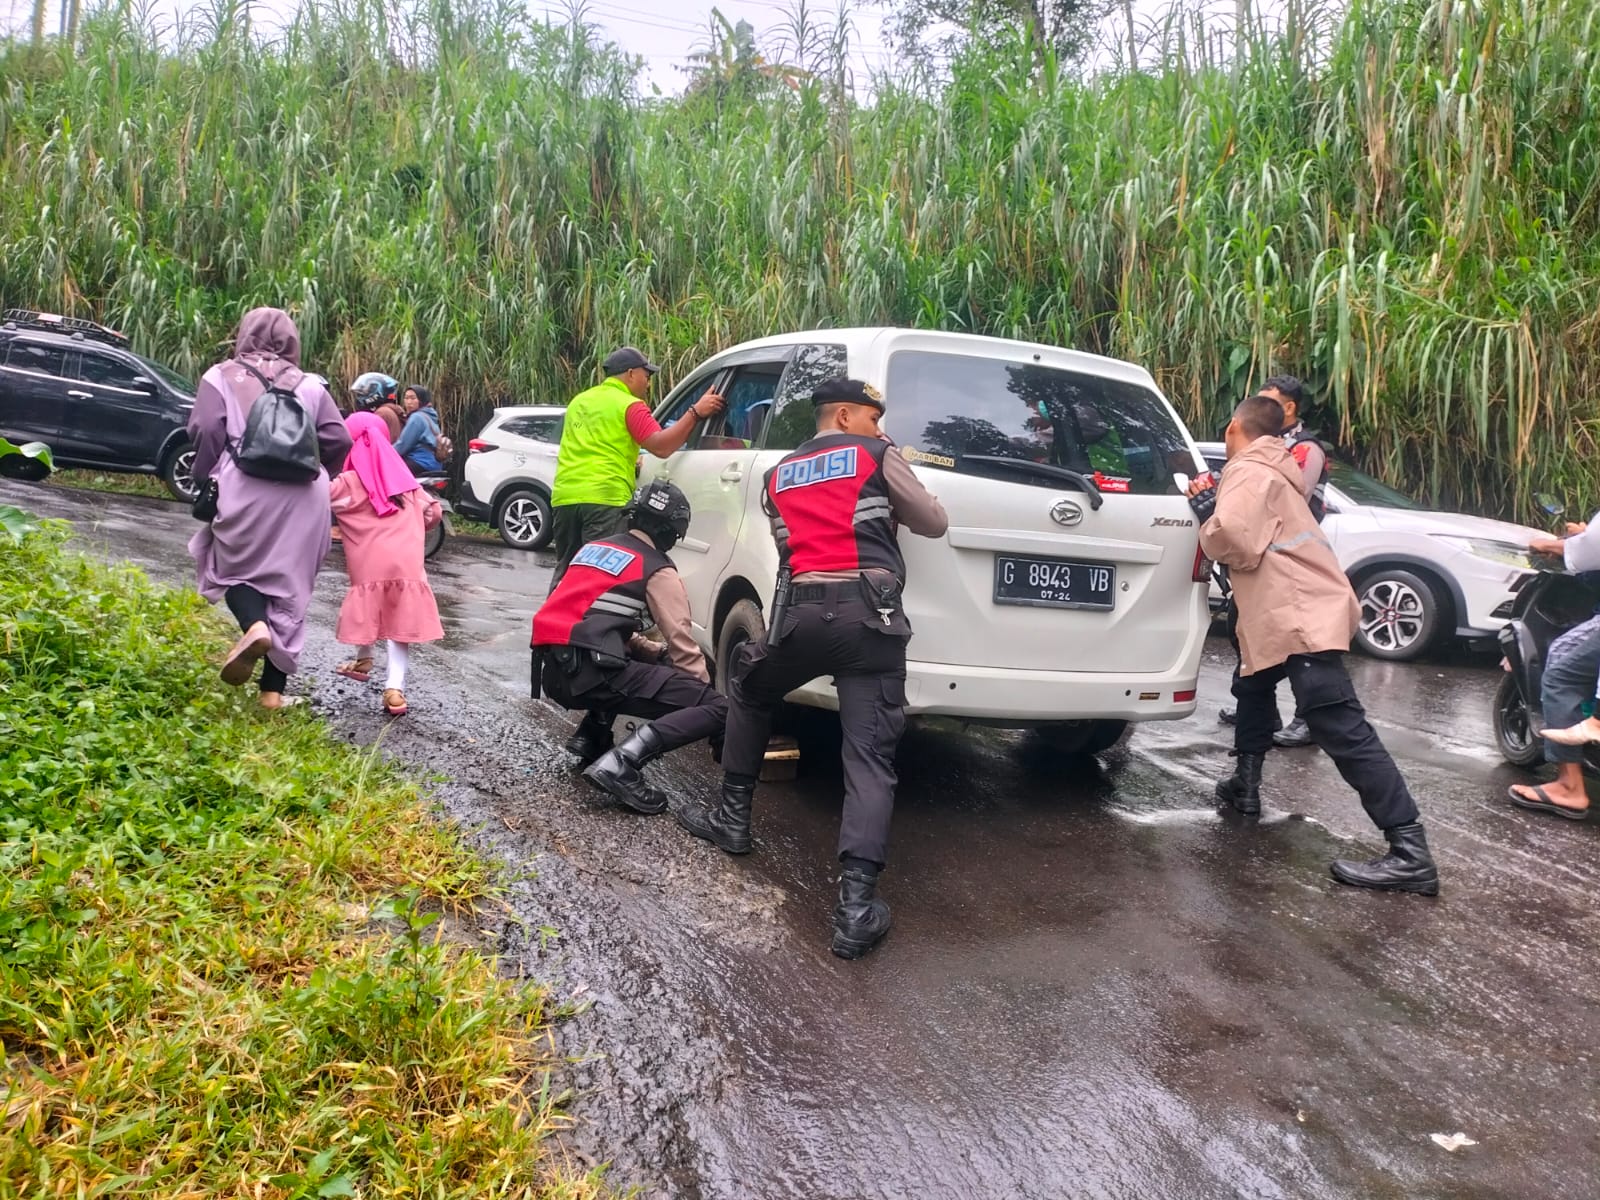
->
[[1330, 822, 1440, 895], [583, 725, 670, 815], [1215, 752, 1265, 817], [676, 779, 754, 854], [831, 867, 892, 960], [564, 711, 614, 766]]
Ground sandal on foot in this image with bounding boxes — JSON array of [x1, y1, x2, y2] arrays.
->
[[1507, 785, 1590, 821], [382, 688, 408, 716], [336, 657, 374, 682], [222, 622, 271, 686], [259, 694, 306, 711]]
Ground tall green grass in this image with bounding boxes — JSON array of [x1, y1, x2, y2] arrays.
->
[[2, 0, 1597, 519]]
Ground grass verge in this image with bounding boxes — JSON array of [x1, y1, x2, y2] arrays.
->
[[0, 524, 606, 1198], [50, 470, 179, 502]]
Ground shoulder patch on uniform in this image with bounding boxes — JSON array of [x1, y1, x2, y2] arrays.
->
[[773, 445, 860, 492], [573, 543, 638, 576]]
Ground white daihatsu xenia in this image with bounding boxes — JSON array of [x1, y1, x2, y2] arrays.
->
[[636, 328, 1212, 753]]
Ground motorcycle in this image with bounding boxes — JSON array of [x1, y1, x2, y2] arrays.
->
[[416, 473, 454, 560], [1493, 495, 1600, 768]]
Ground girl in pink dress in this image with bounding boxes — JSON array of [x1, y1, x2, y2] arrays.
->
[[330, 412, 444, 715]]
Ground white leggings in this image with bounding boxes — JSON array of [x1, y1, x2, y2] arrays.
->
[[358, 641, 411, 690]]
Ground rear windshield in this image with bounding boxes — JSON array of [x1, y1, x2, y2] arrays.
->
[[885, 351, 1193, 495]]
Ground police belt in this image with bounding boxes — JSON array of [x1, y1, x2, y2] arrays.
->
[[790, 577, 905, 605]]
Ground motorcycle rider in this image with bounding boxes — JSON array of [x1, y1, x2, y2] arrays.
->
[[530, 480, 728, 814], [1219, 373, 1328, 748], [349, 372, 406, 443], [1191, 393, 1439, 894]]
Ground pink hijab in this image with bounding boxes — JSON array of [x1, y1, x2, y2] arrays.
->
[[344, 411, 420, 517]]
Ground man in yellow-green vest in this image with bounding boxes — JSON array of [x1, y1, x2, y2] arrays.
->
[[550, 346, 724, 584]]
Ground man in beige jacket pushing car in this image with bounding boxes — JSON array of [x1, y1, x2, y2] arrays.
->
[[1188, 393, 1440, 895]]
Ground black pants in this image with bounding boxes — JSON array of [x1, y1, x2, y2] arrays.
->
[[543, 653, 728, 751], [722, 584, 910, 866], [223, 584, 288, 694], [1233, 650, 1419, 830], [550, 504, 630, 588]]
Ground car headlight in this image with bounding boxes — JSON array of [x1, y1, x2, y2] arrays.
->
[[1430, 535, 1539, 570]]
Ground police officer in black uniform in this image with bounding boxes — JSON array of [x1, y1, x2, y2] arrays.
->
[[531, 480, 728, 814], [676, 378, 949, 959]]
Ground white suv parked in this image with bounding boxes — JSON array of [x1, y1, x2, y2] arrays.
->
[[459, 406, 565, 550], [637, 328, 1212, 752]]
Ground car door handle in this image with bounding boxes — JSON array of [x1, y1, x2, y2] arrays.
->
[[719, 465, 743, 483], [67, 389, 92, 399]]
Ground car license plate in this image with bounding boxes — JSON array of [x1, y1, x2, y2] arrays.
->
[[993, 555, 1116, 611]]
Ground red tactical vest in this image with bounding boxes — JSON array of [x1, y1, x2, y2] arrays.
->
[[531, 537, 674, 658], [764, 434, 904, 578]]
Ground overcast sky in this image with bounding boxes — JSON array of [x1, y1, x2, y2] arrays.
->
[[2, 0, 899, 94]]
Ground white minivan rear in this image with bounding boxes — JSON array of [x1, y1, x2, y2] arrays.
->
[[641, 328, 1210, 751]]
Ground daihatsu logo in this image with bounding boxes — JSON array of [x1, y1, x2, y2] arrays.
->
[[1050, 499, 1084, 527]]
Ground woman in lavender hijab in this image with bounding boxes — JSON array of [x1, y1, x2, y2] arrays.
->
[[188, 308, 351, 708]]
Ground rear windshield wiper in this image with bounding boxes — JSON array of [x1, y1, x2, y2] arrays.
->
[[959, 455, 1105, 510]]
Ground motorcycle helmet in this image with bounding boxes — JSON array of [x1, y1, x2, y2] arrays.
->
[[624, 479, 692, 552], [349, 371, 399, 410]]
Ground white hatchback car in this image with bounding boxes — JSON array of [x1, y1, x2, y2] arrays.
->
[[1196, 442, 1544, 660], [637, 328, 1213, 753], [459, 406, 566, 550]]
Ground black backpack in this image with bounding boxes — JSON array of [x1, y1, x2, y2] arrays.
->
[[233, 361, 320, 481]]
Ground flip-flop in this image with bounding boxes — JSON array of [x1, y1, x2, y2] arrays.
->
[[221, 623, 271, 686], [383, 688, 409, 716], [1507, 785, 1590, 821], [336, 658, 373, 682]]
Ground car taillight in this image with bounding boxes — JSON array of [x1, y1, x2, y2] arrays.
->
[[1174, 689, 1197, 703], [1193, 545, 1211, 583], [425, 478, 447, 493], [468, 439, 497, 454]]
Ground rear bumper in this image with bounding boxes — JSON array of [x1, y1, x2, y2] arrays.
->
[[457, 477, 492, 523], [788, 661, 1201, 726]]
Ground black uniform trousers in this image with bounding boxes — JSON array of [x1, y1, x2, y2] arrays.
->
[[542, 651, 727, 751], [721, 583, 910, 866], [549, 504, 630, 588], [1232, 649, 1419, 831]]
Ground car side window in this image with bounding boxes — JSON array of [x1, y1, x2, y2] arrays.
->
[[502, 415, 563, 443], [764, 344, 850, 451], [653, 367, 723, 451], [77, 352, 144, 391], [698, 362, 785, 452], [5, 340, 70, 379]]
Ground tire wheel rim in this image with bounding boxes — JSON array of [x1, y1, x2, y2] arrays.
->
[[1502, 696, 1534, 755], [171, 449, 198, 498], [502, 497, 543, 545], [1358, 579, 1426, 653]]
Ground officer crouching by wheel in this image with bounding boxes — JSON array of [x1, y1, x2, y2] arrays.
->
[[676, 378, 949, 959], [530, 481, 728, 814]]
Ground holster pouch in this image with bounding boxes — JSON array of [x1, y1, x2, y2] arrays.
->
[[858, 572, 905, 616]]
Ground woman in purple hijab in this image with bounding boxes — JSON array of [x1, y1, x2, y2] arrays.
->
[[188, 307, 351, 708]]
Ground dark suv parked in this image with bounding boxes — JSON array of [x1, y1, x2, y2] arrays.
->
[[0, 309, 200, 500]]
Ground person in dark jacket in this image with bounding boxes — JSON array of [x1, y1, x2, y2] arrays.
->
[[677, 378, 949, 959]]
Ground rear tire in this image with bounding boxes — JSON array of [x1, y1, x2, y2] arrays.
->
[[1493, 671, 1544, 768], [1034, 719, 1130, 756], [1353, 567, 1444, 661], [495, 488, 552, 551], [715, 599, 765, 694], [162, 442, 198, 502], [424, 517, 447, 561]]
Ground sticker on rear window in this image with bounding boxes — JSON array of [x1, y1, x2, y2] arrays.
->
[[1093, 472, 1132, 494], [902, 446, 956, 469]]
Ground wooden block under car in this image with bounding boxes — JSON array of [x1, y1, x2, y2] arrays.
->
[[760, 735, 800, 782]]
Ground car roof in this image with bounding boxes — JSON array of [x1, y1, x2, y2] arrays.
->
[[492, 406, 566, 418], [699, 327, 1162, 391]]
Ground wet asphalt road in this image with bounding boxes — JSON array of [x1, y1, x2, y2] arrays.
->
[[9, 478, 1600, 1200]]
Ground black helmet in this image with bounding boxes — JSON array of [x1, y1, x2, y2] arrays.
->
[[624, 479, 692, 552], [350, 371, 399, 410]]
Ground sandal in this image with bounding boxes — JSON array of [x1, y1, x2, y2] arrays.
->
[[259, 694, 306, 711], [382, 688, 409, 716], [1507, 784, 1590, 821], [336, 657, 374, 682], [221, 622, 272, 686]]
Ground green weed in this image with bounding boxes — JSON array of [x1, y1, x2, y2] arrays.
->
[[0, 526, 606, 1198]]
